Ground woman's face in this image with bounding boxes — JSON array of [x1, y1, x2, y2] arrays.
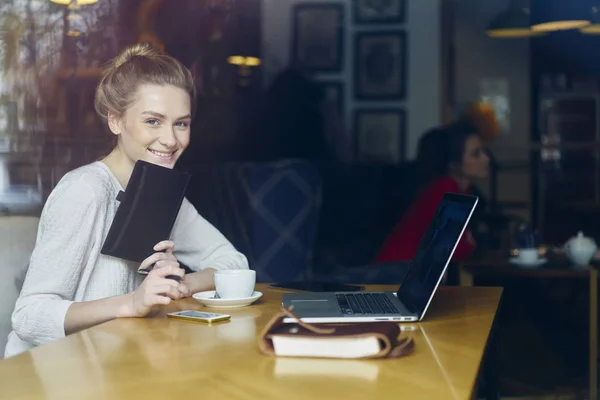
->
[[109, 83, 192, 169], [458, 135, 489, 180]]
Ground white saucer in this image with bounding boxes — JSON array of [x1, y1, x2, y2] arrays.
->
[[192, 291, 263, 308], [508, 257, 547, 268]]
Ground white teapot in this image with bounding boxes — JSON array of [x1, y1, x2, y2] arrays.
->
[[564, 231, 597, 267]]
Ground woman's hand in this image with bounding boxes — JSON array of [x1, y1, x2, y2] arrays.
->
[[139, 240, 192, 299], [128, 241, 191, 317], [128, 264, 188, 317], [138, 240, 179, 272]]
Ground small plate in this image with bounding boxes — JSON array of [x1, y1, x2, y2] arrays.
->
[[508, 257, 548, 268], [192, 291, 263, 308]]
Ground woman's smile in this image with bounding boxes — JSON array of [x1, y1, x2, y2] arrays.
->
[[147, 148, 177, 161]]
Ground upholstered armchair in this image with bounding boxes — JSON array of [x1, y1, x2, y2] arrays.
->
[[0, 216, 39, 357]]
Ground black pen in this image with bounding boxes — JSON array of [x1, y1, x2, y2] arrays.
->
[[137, 265, 181, 281]]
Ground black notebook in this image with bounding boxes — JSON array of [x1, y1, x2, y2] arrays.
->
[[101, 160, 191, 263]]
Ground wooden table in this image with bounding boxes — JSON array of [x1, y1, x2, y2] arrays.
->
[[0, 284, 502, 400], [460, 256, 598, 400]]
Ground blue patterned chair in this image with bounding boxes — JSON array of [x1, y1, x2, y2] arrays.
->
[[187, 159, 322, 282]]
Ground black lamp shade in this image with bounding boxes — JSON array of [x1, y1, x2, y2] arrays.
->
[[487, 7, 544, 38], [580, 6, 600, 34], [530, 0, 591, 31]]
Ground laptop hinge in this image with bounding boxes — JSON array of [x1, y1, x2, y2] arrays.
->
[[397, 291, 419, 315]]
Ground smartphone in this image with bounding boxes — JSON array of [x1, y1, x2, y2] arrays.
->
[[167, 310, 231, 324]]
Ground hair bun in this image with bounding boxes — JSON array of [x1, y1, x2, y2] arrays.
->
[[462, 102, 499, 142], [111, 42, 162, 68]]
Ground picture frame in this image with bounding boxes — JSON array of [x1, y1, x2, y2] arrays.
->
[[354, 31, 407, 100], [354, 108, 406, 164], [291, 4, 345, 72], [321, 81, 344, 117], [353, 0, 406, 24]]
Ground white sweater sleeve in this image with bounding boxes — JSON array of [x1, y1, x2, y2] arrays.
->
[[11, 178, 101, 346], [171, 199, 249, 272]]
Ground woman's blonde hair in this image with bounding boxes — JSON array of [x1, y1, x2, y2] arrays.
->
[[94, 43, 197, 121]]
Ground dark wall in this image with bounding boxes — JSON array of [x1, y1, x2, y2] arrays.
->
[[532, 31, 600, 76], [529, 19, 600, 233]]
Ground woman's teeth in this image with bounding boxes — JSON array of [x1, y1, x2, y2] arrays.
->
[[149, 149, 174, 158]]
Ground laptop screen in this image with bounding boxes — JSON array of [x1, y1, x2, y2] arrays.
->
[[396, 193, 478, 318]]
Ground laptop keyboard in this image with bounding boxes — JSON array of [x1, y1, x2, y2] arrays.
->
[[336, 293, 400, 315]]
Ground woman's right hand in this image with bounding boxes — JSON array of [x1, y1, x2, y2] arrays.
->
[[129, 264, 186, 317]]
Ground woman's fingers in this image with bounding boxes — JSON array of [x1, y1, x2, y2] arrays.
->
[[138, 251, 178, 272], [151, 284, 182, 300], [154, 240, 175, 253], [153, 259, 180, 270], [177, 282, 192, 298], [150, 265, 185, 280], [146, 294, 171, 306]]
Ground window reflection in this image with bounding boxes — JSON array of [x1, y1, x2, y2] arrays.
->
[[0, 0, 250, 214]]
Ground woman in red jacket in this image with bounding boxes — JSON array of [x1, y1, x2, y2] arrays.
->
[[375, 120, 489, 263]]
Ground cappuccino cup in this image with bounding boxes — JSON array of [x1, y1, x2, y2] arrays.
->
[[214, 269, 256, 299]]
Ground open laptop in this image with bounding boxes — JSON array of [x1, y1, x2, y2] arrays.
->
[[281, 192, 478, 323]]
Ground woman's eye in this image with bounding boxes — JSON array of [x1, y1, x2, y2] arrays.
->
[[176, 121, 190, 128], [146, 119, 159, 126]]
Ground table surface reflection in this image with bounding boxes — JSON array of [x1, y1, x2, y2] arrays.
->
[[0, 284, 502, 400]]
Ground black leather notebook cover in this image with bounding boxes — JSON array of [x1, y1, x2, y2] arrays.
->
[[101, 160, 191, 263]]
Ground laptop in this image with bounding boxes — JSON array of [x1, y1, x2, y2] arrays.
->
[[281, 192, 478, 323]]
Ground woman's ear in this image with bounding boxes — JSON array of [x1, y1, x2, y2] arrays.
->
[[107, 111, 121, 136]]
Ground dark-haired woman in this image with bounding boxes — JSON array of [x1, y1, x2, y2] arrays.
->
[[375, 121, 489, 263]]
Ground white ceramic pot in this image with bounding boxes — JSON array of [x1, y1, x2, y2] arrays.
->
[[565, 231, 597, 267]]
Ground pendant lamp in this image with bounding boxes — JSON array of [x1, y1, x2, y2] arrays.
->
[[580, 6, 600, 34], [486, 0, 544, 38], [530, 0, 591, 32]]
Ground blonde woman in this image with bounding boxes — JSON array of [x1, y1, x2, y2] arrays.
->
[[5, 44, 248, 357]]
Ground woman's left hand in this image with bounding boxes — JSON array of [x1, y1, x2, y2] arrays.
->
[[151, 240, 192, 299]]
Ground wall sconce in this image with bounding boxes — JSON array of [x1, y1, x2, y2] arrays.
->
[[227, 55, 261, 86], [66, 11, 86, 37], [228, 56, 261, 67]]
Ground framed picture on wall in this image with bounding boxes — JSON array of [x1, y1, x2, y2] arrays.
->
[[354, 31, 407, 100], [291, 4, 345, 72], [353, 0, 406, 24], [354, 108, 406, 164], [321, 81, 344, 117]]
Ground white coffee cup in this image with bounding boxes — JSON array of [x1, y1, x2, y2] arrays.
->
[[214, 269, 256, 299], [517, 248, 538, 263]]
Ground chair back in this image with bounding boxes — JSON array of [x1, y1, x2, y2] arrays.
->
[[188, 159, 322, 282], [0, 216, 39, 358]]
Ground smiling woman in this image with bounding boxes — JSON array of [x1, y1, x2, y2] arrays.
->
[[95, 43, 196, 187], [4, 43, 249, 358]]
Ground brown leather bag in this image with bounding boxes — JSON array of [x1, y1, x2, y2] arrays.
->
[[258, 306, 415, 359]]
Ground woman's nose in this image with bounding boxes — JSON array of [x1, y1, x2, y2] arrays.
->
[[159, 129, 177, 147]]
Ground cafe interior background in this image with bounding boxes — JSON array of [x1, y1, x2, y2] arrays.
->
[[2, 0, 600, 397]]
